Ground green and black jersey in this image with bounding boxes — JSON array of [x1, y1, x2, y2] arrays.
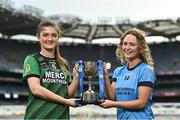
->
[[23, 53, 72, 120]]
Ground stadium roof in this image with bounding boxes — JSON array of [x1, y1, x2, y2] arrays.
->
[[0, 0, 42, 36], [1, 1, 180, 43]]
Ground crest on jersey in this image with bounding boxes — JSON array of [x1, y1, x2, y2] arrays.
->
[[26, 64, 31, 73], [49, 61, 57, 69]]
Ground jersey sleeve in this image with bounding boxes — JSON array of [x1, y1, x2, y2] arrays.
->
[[138, 66, 156, 88], [23, 55, 40, 82]]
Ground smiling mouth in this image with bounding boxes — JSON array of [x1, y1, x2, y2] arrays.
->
[[45, 42, 54, 45], [125, 52, 132, 54]]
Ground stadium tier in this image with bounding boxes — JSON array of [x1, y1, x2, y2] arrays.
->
[[0, 38, 180, 103], [0, 38, 180, 72]]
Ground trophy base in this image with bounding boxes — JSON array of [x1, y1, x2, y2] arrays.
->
[[80, 99, 104, 105], [77, 89, 105, 105], [75, 98, 105, 106]]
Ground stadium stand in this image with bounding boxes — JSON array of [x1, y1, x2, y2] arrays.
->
[[151, 42, 180, 72], [1, 0, 180, 104], [0, 38, 180, 103]]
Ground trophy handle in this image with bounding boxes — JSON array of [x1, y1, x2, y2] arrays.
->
[[77, 60, 84, 97], [97, 60, 106, 100]]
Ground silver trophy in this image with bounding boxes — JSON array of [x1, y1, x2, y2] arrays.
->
[[82, 61, 97, 104], [77, 60, 105, 105]]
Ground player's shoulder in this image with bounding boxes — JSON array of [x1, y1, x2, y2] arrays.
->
[[25, 53, 38, 57], [24, 53, 39, 62], [113, 65, 126, 74], [140, 62, 154, 73]]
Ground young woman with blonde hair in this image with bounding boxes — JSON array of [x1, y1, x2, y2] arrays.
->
[[101, 28, 156, 119]]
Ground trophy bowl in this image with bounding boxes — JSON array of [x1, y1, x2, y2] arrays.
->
[[84, 61, 96, 78], [81, 61, 98, 104]]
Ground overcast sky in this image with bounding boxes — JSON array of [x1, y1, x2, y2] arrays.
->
[[11, 0, 180, 24], [9, 0, 180, 43]]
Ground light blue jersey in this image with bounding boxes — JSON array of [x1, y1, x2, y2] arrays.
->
[[112, 61, 155, 119]]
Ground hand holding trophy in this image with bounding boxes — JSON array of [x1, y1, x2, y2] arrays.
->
[[76, 60, 106, 105]]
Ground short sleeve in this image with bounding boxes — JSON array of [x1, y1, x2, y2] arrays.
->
[[23, 55, 40, 82], [138, 66, 156, 88]]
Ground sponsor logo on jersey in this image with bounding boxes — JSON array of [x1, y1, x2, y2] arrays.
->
[[123, 73, 136, 81], [115, 87, 135, 95], [42, 71, 67, 84]]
